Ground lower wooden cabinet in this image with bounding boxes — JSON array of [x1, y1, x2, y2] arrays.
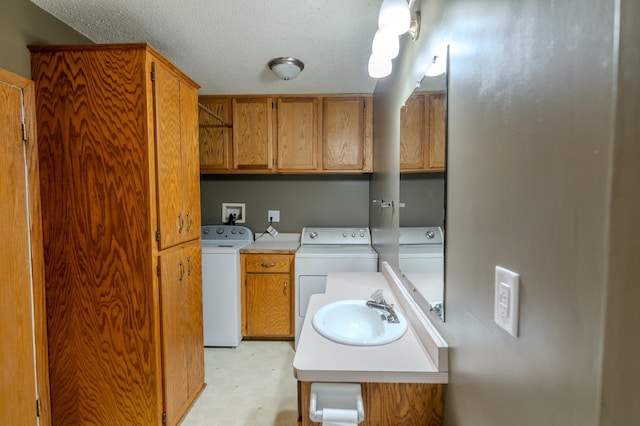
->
[[159, 240, 205, 426], [241, 253, 294, 339], [298, 381, 444, 425]]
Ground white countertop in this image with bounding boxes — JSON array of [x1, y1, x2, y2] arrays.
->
[[293, 272, 448, 383], [241, 232, 300, 253]]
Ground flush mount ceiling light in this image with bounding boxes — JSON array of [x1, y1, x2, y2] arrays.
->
[[368, 0, 421, 79], [268, 57, 305, 80]]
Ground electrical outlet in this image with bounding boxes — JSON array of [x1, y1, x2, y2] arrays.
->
[[268, 210, 280, 222], [494, 266, 520, 337]]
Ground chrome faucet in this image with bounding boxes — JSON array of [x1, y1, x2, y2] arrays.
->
[[366, 290, 400, 324]]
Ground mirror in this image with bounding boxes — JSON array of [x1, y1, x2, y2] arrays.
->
[[398, 47, 448, 320]]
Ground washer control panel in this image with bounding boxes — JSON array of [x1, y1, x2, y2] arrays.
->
[[202, 225, 253, 242], [301, 227, 371, 245]]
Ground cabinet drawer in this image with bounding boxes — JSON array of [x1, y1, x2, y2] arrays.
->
[[245, 254, 291, 273]]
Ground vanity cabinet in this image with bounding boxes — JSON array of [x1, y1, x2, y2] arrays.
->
[[198, 94, 372, 173], [241, 253, 294, 338], [299, 381, 444, 425], [400, 91, 445, 172], [30, 44, 204, 426]]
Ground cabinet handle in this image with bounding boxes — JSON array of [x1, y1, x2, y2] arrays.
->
[[178, 213, 184, 233], [283, 281, 287, 296], [186, 212, 192, 232], [186, 256, 192, 276], [178, 260, 184, 281], [261, 263, 276, 268]]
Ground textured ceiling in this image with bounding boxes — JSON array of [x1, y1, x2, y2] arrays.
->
[[31, 0, 382, 95]]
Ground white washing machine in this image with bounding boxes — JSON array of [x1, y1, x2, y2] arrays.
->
[[399, 226, 444, 272], [399, 226, 444, 310], [201, 225, 253, 347], [294, 227, 378, 347]]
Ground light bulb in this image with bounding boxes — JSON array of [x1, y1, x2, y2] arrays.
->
[[372, 28, 399, 60], [368, 53, 392, 79], [378, 0, 411, 36]]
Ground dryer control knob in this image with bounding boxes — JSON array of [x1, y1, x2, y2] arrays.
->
[[352, 233, 356, 237], [231, 228, 238, 234], [239, 228, 246, 234], [216, 227, 224, 234], [310, 232, 318, 239], [426, 231, 435, 239]]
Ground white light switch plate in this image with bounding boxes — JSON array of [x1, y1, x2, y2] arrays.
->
[[494, 266, 520, 337], [268, 210, 280, 222]]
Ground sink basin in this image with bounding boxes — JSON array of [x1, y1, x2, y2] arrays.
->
[[311, 300, 408, 346]]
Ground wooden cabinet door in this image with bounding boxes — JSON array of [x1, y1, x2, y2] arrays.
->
[[159, 247, 190, 425], [428, 92, 446, 170], [184, 242, 204, 397], [246, 273, 292, 337], [400, 94, 428, 170], [199, 97, 232, 170], [154, 61, 184, 249], [277, 97, 318, 170], [322, 97, 365, 170], [159, 240, 204, 425], [180, 83, 201, 242], [232, 98, 274, 169], [0, 71, 46, 426], [155, 62, 201, 248]]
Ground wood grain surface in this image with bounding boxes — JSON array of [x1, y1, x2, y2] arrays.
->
[[31, 46, 159, 425], [300, 381, 444, 425]]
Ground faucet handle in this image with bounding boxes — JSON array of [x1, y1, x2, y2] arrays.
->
[[370, 289, 386, 304]]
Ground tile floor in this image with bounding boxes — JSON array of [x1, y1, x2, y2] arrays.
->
[[181, 341, 298, 425]]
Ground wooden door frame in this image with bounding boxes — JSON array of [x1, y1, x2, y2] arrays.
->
[[0, 67, 51, 425]]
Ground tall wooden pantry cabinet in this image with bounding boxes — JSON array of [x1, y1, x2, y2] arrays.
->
[[29, 44, 204, 426]]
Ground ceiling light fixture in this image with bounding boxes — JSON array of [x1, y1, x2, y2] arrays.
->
[[367, 0, 421, 79], [268, 57, 305, 80]]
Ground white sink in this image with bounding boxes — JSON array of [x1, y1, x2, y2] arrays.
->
[[311, 300, 408, 346]]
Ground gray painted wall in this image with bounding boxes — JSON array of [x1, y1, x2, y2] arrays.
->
[[200, 175, 370, 234], [373, 0, 639, 424], [1, 0, 91, 78], [399, 173, 445, 227]]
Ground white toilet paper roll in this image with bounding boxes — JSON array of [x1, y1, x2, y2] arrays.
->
[[321, 408, 359, 426]]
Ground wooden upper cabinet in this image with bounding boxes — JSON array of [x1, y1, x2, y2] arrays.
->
[[400, 94, 428, 170], [322, 97, 365, 171], [199, 95, 372, 173], [154, 62, 201, 249], [199, 97, 232, 170], [232, 97, 274, 169], [400, 91, 445, 172], [276, 97, 319, 171], [428, 92, 446, 170]]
